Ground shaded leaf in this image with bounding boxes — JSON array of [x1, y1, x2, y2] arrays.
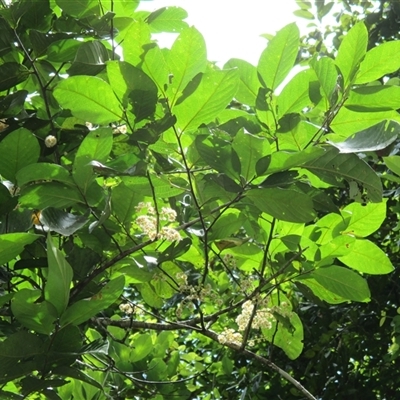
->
[[0, 233, 40, 265], [40, 208, 90, 236]]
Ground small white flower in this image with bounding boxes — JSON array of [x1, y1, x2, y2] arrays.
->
[[44, 135, 57, 148]]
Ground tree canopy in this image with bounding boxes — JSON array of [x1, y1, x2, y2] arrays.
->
[[0, 0, 400, 398]]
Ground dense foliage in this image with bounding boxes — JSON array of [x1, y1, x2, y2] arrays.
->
[[1, 0, 400, 398]]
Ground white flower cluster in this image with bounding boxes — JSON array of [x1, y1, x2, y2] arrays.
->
[[135, 202, 181, 242], [119, 303, 134, 315], [236, 300, 274, 331], [112, 124, 127, 134], [223, 253, 237, 269], [218, 328, 243, 346]]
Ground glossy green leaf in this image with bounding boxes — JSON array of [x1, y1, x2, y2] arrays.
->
[[11, 289, 58, 335], [310, 56, 338, 105], [0, 63, 30, 92], [246, 188, 316, 223], [329, 120, 399, 153], [346, 86, 400, 111], [296, 265, 370, 303], [356, 41, 400, 84], [277, 69, 312, 117], [168, 26, 207, 105], [72, 128, 113, 193], [40, 208, 90, 236], [148, 6, 188, 32], [224, 58, 259, 106], [0, 128, 40, 182], [67, 40, 109, 76], [335, 22, 368, 87], [19, 182, 83, 209], [293, 9, 314, 19], [53, 76, 123, 125], [174, 69, 238, 132], [257, 23, 299, 90], [16, 163, 73, 187], [45, 235, 73, 316], [301, 147, 382, 202], [232, 130, 271, 181], [341, 201, 386, 237], [338, 239, 394, 274], [60, 276, 125, 326], [0, 233, 40, 265]]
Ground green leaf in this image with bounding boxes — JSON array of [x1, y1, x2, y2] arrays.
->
[[122, 175, 186, 198], [0, 128, 40, 182], [335, 22, 368, 87], [341, 201, 386, 237], [318, 235, 356, 264], [384, 155, 400, 176], [16, 163, 73, 187], [55, 0, 100, 17], [293, 9, 314, 19], [0, 90, 28, 118], [232, 130, 271, 181], [0, 233, 40, 265], [224, 58, 259, 106], [141, 44, 170, 93], [262, 292, 303, 359], [147, 6, 188, 33], [346, 86, 400, 111], [60, 276, 125, 326], [277, 69, 312, 117], [174, 69, 238, 132], [0, 63, 30, 92], [53, 366, 103, 390], [73, 128, 113, 193], [167, 26, 207, 105], [195, 134, 241, 181], [40, 208, 90, 236], [330, 107, 399, 138], [296, 265, 370, 303], [107, 60, 158, 116], [246, 188, 316, 223], [67, 40, 109, 76], [53, 76, 123, 125], [45, 235, 73, 316], [46, 39, 81, 62], [301, 147, 382, 202], [11, 289, 58, 334], [338, 239, 394, 274], [310, 56, 338, 105], [356, 41, 400, 84], [257, 23, 299, 90], [209, 212, 246, 241], [266, 147, 325, 174], [127, 333, 153, 362], [121, 20, 152, 66], [329, 120, 399, 153], [139, 283, 163, 308], [0, 331, 43, 384], [19, 182, 83, 209]]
